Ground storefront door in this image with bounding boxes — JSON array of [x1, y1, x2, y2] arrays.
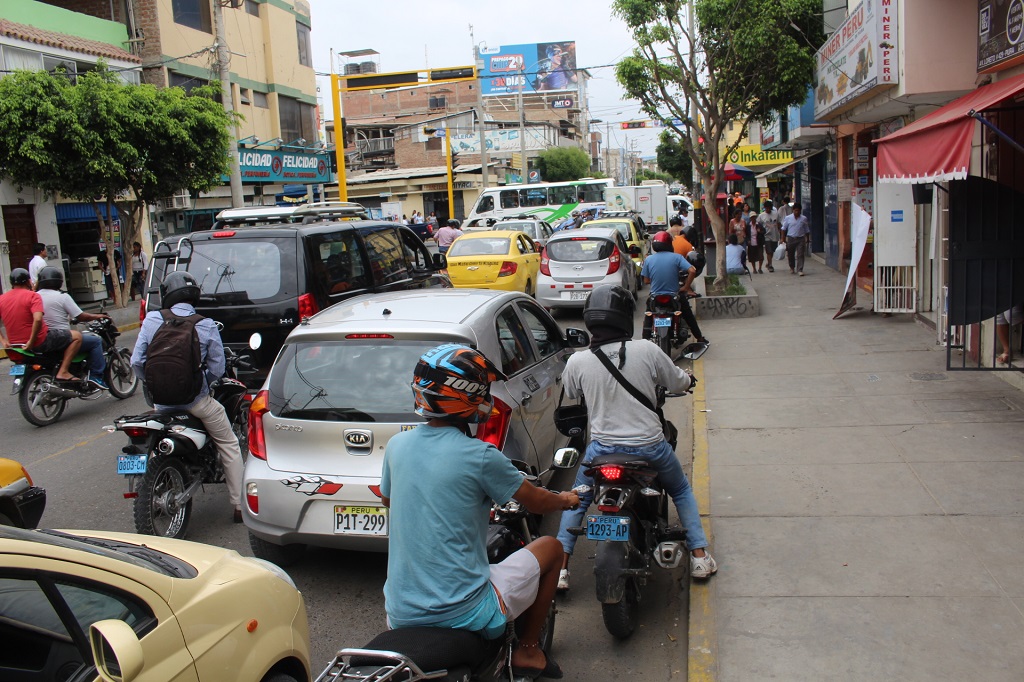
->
[[2, 205, 38, 274]]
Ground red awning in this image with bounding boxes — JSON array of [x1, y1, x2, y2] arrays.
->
[[876, 73, 1024, 184]]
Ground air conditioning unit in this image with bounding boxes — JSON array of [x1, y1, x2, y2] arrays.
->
[[162, 191, 191, 210]]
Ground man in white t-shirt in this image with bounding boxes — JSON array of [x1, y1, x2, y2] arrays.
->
[[28, 243, 48, 290], [36, 266, 111, 388]]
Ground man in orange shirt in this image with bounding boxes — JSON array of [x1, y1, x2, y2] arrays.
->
[[0, 268, 81, 380], [668, 216, 694, 255]]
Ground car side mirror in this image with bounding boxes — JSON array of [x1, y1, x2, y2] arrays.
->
[[680, 341, 709, 361], [432, 252, 448, 271], [90, 619, 145, 682], [564, 327, 589, 348], [553, 447, 581, 469]]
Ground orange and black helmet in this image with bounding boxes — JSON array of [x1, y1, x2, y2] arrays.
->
[[412, 343, 506, 423]]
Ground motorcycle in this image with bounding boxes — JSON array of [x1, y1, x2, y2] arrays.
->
[[566, 388, 695, 639], [644, 292, 688, 358], [7, 317, 138, 427], [108, 346, 252, 539], [314, 450, 581, 682]]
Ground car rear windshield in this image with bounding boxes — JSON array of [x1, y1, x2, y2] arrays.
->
[[598, 221, 632, 240], [188, 237, 295, 303], [499, 222, 537, 237], [449, 238, 510, 257], [546, 238, 614, 262], [268, 339, 445, 422]]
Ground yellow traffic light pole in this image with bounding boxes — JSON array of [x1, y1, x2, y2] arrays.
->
[[330, 73, 348, 201], [444, 126, 455, 217]]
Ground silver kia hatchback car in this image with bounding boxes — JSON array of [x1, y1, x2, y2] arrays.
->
[[537, 226, 640, 312], [243, 289, 588, 564]]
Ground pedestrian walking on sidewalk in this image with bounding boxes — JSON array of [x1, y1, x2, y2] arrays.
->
[[782, 203, 811, 275], [758, 200, 781, 272]]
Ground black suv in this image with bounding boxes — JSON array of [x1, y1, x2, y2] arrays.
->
[[143, 220, 449, 388]]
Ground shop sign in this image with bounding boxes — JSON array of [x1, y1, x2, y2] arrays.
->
[[814, 0, 899, 119], [726, 144, 794, 167], [978, 0, 1024, 73], [234, 148, 330, 184], [422, 182, 474, 191]]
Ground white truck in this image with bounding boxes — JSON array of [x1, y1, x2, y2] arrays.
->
[[604, 181, 669, 229]]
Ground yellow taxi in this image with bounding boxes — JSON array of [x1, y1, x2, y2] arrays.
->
[[445, 230, 541, 296], [582, 213, 651, 287]]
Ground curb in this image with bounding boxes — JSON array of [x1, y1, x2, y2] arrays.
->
[[688, 358, 717, 681]]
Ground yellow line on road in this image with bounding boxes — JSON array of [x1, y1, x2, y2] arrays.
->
[[27, 430, 111, 467], [689, 358, 717, 681]]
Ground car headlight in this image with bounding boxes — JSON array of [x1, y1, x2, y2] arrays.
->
[[248, 558, 298, 589]]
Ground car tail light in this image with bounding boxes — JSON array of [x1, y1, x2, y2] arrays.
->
[[498, 261, 518, 277], [345, 333, 394, 339], [139, 299, 146, 323], [607, 246, 621, 275], [298, 293, 318, 319], [122, 426, 150, 438], [212, 230, 237, 238], [654, 294, 673, 305], [248, 390, 270, 460], [246, 482, 259, 514], [596, 465, 624, 481], [540, 248, 551, 276], [476, 397, 512, 450], [369, 485, 383, 499], [19, 465, 33, 486]]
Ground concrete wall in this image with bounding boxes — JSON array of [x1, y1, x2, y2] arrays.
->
[[901, 0, 977, 96]]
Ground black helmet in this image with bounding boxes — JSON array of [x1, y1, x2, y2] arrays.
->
[[10, 268, 30, 286], [583, 285, 634, 337], [37, 266, 64, 290], [686, 250, 706, 276], [652, 230, 673, 253], [160, 271, 201, 309], [447, 219, 461, 229]]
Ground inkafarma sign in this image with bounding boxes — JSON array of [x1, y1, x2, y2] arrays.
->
[[726, 145, 794, 168], [233, 149, 330, 184]]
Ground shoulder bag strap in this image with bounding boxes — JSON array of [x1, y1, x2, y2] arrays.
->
[[592, 347, 661, 419]]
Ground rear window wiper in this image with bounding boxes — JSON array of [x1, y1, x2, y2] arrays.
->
[[279, 407, 375, 422]]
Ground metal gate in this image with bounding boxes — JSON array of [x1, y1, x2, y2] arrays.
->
[[946, 176, 1024, 370]]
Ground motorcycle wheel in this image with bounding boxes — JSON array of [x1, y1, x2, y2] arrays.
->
[[18, 371, 66, 427], [105, 348, 139, 399], [658, 332, 673, 359], [602, 579, 640, 640], [134, 456, 192, 539]]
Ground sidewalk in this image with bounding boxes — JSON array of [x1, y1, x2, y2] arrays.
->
[[688, 258, 1024, 681]]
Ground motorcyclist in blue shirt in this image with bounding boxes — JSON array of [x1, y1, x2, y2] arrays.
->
[[639, 231, 708, 344]]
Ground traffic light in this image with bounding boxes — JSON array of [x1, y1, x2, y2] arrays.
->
[[429, 66, 475, 82], [450, 150, 461, 168]]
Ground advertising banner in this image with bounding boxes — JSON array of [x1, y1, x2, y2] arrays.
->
[[479, 42, 579, 96], [978, 0, 1024, 72], [814, 0, 899, 118], [235, 148, 331, 184], [726, 144, 794, 168]]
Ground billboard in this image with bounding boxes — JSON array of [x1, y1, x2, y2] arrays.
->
[[978, 0, 1024, 73], [479, 42, 578, 96], [235, 148, 331, 184]]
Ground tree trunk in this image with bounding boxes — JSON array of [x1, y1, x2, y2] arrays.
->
[[92, 199, 124, 309], [699, 174, 728, 286]]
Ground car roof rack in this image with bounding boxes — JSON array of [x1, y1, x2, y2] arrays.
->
[[500, 214, 536, 221], [213, 201, 369, 227]]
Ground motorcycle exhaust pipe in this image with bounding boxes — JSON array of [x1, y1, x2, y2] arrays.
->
[[45, 383, 83, 399], [157, 438, 176, 455], [654, 541, 685, 569]]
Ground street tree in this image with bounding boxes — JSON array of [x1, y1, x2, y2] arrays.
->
[[0, 67, 231, 306], [655, 130, 693, 187], [614, 0, 823, 283], [535, 146, 592, 182]]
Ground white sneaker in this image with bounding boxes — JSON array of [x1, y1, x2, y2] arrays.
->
[[690, 553, 718, 579], [557, 569, 570, 592]]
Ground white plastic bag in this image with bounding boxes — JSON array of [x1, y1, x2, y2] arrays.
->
[[773, 243, 786, 261]]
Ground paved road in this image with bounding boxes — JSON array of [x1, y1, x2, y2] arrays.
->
[[5, 303, 697, 680]]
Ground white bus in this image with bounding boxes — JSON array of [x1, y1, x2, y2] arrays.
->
[[464, 178, 614, 228]]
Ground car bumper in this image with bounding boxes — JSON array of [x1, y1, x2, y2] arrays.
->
[[242, 456, 389, 552], [451, 279, 523, 292], [536, 283, 598, 308]]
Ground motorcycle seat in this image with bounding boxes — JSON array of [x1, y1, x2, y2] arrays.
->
[[590, 453, 657, 471], [350, 627, 498, 674]]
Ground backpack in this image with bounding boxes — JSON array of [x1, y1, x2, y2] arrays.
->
[[144, 310, 205, 405]]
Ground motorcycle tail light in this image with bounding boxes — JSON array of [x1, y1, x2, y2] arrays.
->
[[596, 465, 624, 481], [654, 294, 673, 305], [598, 503, 622, 513], [298, 293, 319, 319], [607, 246, 621, 275], [539, 248, 551, 276], [246, 482, 259, 514], [248, 390, 270, 460], [122, 426, 150, 438], [476, 397, 512, 450], [497, 261, 518, 277]]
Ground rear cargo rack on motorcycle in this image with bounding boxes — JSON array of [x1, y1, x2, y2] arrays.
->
[[315, 648, 444, 681]]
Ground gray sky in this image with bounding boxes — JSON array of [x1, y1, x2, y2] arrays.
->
[[306, 0, 663, 156]]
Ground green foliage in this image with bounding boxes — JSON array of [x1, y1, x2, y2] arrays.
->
[[635, 169, 673, 184], [535, 146, 592, 182], [655, 131, 693, 186]]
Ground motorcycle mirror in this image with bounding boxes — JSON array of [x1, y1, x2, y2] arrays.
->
[[680, 342, 709, 361], [249, 333, 262, 350], [564, 328, 589, 348], [553, 447, 581, 469]]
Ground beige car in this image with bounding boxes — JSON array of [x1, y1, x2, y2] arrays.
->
[[0, 525, 310, 682]]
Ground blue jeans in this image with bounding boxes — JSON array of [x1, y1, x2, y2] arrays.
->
[[556, 439, 708, 555], [81, 333, 105, 375]]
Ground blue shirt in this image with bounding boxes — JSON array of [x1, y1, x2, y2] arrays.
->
[[381, 425, 524, 635], [641, 251, 691, 295], [725, 244, 746, 273], [782, 213, 811, 238], [130, 302, 225, 409]]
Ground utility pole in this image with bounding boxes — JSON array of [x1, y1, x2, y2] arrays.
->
[[518, 66, 526, 181], [471, 26, 489, 188], [213, 0, 243, 207]]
